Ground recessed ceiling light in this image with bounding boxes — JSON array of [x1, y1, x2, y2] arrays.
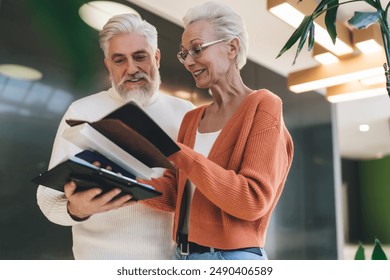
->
[[79, 1, 140, 31], [0, 64, 42, 81], [313, 52, 339, 65], [359, 124, 370, 132], [360, 75, 386, 86]]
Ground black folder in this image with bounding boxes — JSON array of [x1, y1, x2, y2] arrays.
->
[[32, 156, 161, 201], [65, 101, 180, 172]]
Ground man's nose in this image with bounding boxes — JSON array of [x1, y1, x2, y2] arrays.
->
[[126, 60, 138, 75]]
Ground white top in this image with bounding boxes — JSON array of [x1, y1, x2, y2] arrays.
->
[[36, 87, 194, 259], [182, 129, 221, 234]]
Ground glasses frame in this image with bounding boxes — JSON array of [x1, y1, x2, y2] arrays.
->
[[177, 38, 229, 64]]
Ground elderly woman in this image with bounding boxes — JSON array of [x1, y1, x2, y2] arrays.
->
[[142, 1, 294, 260]]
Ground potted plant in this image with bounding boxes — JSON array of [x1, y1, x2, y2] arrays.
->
[[276, 0, 390, 97], [355, 238, 388, 259]]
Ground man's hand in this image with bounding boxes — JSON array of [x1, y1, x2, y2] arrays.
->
[[64, 181, 134, 220]]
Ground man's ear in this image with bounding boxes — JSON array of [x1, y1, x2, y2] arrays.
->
[[155, 48, 161, 69]]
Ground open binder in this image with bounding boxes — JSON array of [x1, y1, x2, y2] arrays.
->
[[33, 101, 180, 199], [63, 101, 180, 179]]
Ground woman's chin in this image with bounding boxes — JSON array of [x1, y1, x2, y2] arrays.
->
[[194, 80, 209, 89]]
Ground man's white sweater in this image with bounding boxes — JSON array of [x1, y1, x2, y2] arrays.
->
[[37, 88, 194, 259]]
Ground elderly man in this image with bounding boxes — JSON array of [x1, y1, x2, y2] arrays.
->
[[37, 13, 194, 259]]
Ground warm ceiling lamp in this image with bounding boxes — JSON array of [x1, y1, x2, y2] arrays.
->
[[353, 24, 383, 54], [79, 1, 140, 31], [288, 51, 386, 93], [0, 64, 42, 81], [267, 0, 353, 56], [360, 75, 386, 86], [312, 44, 339, 65], [326, 80, 386, 103]]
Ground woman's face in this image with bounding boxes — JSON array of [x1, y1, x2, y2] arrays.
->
[[180, 20, 231, 89]]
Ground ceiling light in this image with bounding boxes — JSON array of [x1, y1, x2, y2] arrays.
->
[[326, 81, 387, 103], [356, 39, 382, 54], [0, 64, 42, 81], [268, 2, 305, 28], [288, 51, 386, 93], [359, 124, 370, 132], [360, 75, 386, 86], [267, 0, 353, 56], [353, 24, 383, 54], [312, 44, 339, 65], [79, 1, 140, 31]]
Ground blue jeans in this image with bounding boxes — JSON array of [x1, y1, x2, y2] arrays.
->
[[173, 247, 268, 260]]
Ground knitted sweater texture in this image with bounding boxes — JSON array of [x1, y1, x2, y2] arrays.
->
[[143, 89, 294, 249]]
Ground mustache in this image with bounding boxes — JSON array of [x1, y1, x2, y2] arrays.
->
[[119, 72, 151, 85]]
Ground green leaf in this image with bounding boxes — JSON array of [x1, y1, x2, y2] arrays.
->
[[314, 0, 334, 14], [348, 11, 381, 29], [371, 238, 388, 260], [308, 23, 315, 51], [277, 16, 311, 58], [354, 242, 365, 260], [294, 17, 314, 63], [277, 16, 314, 64], [325, 0, 339, 44]]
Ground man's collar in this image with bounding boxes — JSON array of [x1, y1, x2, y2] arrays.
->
[[144, 89, 159, 107]]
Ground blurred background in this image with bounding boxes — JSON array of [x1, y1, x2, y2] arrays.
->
[[0, 0, 389, 259]]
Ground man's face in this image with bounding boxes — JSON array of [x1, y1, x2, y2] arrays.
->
[[104, 32, 161, 104]]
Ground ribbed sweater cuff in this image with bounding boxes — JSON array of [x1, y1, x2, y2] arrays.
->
[[48, 199, 83, 226], [38, 187, 84, 226], [168, 143, 199, 174]]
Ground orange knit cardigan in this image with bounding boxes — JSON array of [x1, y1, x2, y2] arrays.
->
[[142, 89, 294, 249]]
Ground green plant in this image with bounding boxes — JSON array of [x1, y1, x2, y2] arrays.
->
[[277, 0, 390, 97], [354, 238, 388, 260]]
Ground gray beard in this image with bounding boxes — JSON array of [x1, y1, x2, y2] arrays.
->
[[113, 73, 161, 107]]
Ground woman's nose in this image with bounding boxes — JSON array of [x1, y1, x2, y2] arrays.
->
[[183, 54, 195, 69]]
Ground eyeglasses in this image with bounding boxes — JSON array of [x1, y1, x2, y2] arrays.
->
[[177, 38, 229, 64]]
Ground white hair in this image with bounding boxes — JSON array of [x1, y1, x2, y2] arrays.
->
[[183, 1, 249, 69], [99, 13, 158, 57]]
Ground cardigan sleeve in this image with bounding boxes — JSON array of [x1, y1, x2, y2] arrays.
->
[[138, 109, 201, 212], [168, 103, 293, 221], [139, 167, 178, 212]]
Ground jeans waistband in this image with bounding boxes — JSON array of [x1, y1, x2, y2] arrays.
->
[[177, 234, 263, 256]]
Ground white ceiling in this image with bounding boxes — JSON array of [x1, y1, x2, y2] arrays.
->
[[128, 0, 390, 160]]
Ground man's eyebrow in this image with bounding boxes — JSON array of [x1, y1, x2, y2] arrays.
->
[[133, 50, 149, 55], [110, 53, 125, 60], [110, 50, 148, 60]]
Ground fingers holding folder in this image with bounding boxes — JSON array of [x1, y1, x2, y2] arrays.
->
[[64, 180, 135, 221]]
